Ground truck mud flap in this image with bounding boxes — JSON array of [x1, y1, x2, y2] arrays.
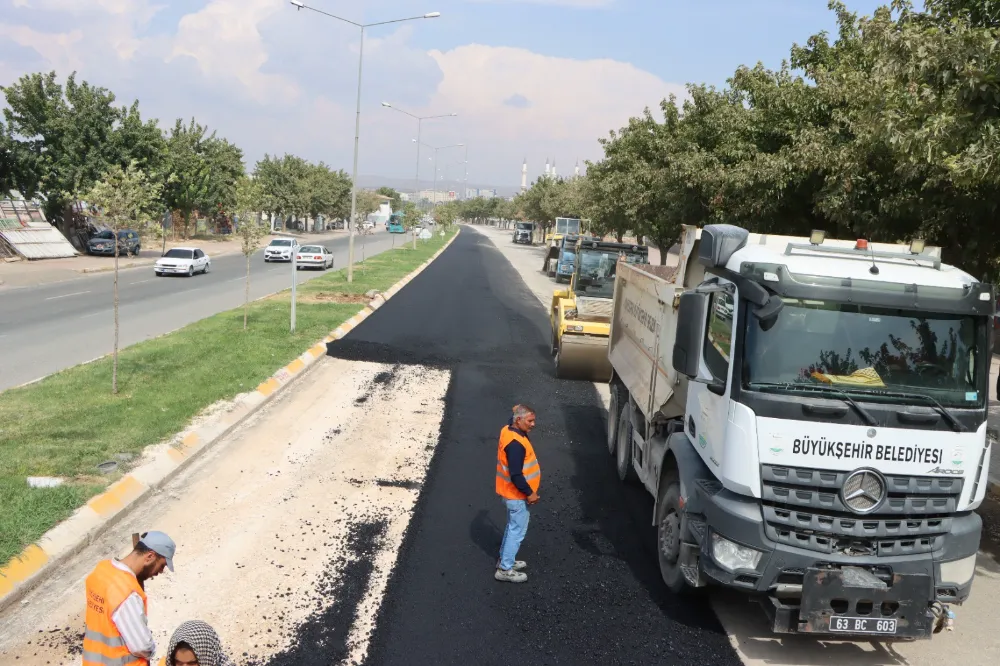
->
[[778, 567, 935, 639]]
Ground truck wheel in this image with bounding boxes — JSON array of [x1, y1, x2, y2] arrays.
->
[[607, 384, 623, 456], [615, 405, 638, 483], [656, 470, 692, 594]]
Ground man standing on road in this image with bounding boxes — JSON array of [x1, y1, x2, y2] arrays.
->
[[83, 531, 177, 666], [495, 404, 540, 583]]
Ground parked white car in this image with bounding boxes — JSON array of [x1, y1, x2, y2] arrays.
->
[[295, 245, 334, 270], [264, 237, 299, 262], [155, 247, 210, 277]]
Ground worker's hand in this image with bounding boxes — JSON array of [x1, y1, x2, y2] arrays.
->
[[527, 492, 540, 504]]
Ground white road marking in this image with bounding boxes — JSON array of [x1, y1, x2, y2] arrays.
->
[[129, 279, 155, 285], [45, 290, 91, 301]]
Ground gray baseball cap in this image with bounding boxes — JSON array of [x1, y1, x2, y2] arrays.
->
[[138, 531, 176, 571]]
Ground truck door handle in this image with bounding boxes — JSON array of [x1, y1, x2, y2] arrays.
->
[[801, 403, 848, 417]]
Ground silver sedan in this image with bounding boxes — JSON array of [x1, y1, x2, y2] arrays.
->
[[295, 245, 334, 270]]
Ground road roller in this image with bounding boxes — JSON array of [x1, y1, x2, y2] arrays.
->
[[550, 238, 649, 380]]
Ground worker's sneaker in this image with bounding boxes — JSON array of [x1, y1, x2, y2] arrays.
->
[[494, 567, 527, 583], [496, 559, 527, 571]]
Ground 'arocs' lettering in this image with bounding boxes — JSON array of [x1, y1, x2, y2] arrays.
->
[[792, 436, 942, 465]]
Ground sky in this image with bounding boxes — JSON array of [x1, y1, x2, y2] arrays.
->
[[0, 0, 888, 192]]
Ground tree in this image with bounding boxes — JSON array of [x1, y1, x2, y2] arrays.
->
[[376, 186, 403, 213], [85, 162, 163, 394], [161, 118, 244, 239], [234, 176, 267, 330], [354, 190, 382, 226], [2, 71, 164, 232]]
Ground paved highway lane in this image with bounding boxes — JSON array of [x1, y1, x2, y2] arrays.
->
[[327, 230, 742, 664], [0, 229, 407, 391]]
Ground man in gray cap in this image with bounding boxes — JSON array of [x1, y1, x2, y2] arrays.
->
[[83, 531, 177, 665]]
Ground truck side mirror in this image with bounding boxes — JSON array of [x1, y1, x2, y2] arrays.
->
[[672, 291, 709, 379]]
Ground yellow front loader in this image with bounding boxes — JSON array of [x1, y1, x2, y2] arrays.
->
[[550, 239, 649, 380]]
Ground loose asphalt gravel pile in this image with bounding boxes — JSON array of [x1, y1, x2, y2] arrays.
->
[[327, 231, 743, 665]]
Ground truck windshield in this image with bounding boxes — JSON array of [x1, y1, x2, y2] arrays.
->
[[743, 298, 987, 408], [573, 249, 647, 299], [516, 223, 532, 231]]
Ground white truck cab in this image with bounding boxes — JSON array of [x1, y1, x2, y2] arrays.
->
[[607, 224, 996, 639]]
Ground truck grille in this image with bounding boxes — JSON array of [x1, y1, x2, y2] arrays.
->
[[760, 464, 962, 557]]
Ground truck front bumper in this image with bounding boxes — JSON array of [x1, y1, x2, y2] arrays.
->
[[695, 485, 981, 639]]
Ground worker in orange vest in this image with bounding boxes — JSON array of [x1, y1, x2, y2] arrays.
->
[[495, 404, 540, 583], [83, 531, 176, 666]]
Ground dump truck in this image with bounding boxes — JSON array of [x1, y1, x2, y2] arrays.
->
[[606, 223, 995, 639], [550, 238, 648, 380], [513, 222, 534, 245]]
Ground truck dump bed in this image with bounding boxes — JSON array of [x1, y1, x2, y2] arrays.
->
[[608, 227, 703, 421]]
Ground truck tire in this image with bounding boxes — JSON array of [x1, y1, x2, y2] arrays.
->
[[615, 405, 638, 483], [607, 383, 623, 456], [656, 469, 693, 594]]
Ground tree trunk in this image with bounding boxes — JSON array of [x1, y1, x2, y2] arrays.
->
[[112, 232, 120, 394], [636, 234, 645, 245], [615, 230, 624, 242], [244, 253, 251, 330], [657, 238, 669, 265]]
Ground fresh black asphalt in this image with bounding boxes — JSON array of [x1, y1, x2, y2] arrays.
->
[[326, 229, 742, 665]]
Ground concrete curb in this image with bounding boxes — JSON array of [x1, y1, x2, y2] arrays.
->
[[0, 229, 459, 613]]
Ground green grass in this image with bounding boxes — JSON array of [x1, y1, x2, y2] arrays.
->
[[0, 229, 456, 565]]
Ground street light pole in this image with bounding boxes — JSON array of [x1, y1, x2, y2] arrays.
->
[[380, 103, 456, 210], [415, 140, 463, 208], [289, 2, 440, 283]]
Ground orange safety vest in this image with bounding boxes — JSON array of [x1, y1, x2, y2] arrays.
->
[[496, 426, 541, 499], [83, 560, 150, 666]]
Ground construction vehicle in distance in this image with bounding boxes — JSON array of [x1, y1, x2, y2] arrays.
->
[[553, 234, 599, 282], [542, 217, 583, 274], [606, 224, 995, 639], [550, 238, 648, 380], [513, 221, 535, 245], [387, 212, 406, 234]]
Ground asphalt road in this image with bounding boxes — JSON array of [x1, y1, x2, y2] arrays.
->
[[0, 229, 404, 391], [327, 230, 742, 665]]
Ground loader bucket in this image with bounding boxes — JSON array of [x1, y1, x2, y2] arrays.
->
[[555, 334, 612, 381]]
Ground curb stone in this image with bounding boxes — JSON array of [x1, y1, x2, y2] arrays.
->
[[0, 228, 460, 613]]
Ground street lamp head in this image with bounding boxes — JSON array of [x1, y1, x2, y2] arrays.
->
[[290, 0, 304, 8], [450, 113, 458, 116], [424, 11, 441, 18], [381, 102, 392, 108]]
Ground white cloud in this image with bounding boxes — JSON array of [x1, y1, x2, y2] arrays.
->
[[0, 0, 683, 187], [468, 0, 612, 6], [168, 0, 299, 103], [0, 23, 85, 74]]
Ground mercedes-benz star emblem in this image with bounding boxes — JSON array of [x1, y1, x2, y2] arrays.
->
[[841, 469, 887, 514]]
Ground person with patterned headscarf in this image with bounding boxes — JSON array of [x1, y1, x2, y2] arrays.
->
[[165, 621, 232, 666]]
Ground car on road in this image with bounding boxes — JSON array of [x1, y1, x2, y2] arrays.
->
[[295, 245, 334, 270], [88, 229, 141, 256], [264, 237, 299, 262], [154, 247, 210, 277]]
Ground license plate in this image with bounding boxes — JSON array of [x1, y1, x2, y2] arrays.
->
[[829, 616, 897, 634]]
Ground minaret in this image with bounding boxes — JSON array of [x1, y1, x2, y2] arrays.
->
[[552, 161, 557, 178], [544, 157, 550, 177], [520, 158, 527, 193], [574, 160, 580, 178]]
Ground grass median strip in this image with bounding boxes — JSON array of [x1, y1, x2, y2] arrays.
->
[[0, 229, 455, 565]]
